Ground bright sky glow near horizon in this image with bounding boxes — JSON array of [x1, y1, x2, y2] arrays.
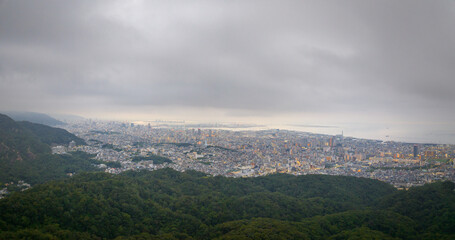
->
[[0, 0, 455, 144]]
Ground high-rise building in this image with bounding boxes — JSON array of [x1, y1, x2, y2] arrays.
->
[[413, 145, 418, 158]]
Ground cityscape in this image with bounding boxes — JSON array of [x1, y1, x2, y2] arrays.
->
[[54, 119, 455, 189], [1, 1, 455, 238]]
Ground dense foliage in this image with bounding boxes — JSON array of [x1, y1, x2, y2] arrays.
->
[[378, 181, 455, 237], [102, 143, 122, 152], [0, 114, 98, 185], [0, 168, 452, 239], [132, 154, 173, 164], [18, 121, 85, 146], [1, 151, 101, 185]]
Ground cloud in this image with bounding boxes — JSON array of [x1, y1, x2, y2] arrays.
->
[[0, 0, 454, 142]]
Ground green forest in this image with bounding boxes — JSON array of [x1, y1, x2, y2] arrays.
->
[[0, 114, 99, 185], [132, 154, 173, 164], [0, 168, 454, 239]]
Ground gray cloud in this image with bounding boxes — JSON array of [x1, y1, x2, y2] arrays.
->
[[0, 0, 454, 143]]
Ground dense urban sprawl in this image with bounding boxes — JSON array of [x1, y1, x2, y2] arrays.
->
[[56, 120, 455, 189]]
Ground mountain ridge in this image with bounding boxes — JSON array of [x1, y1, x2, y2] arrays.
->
[[2, 111, 65, 126], [0, 113, 97, 185], [0, 168, 453, 239]]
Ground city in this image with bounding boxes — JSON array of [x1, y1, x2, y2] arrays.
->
[[55, 119, 455, 189], [2, 1, 455, 238]]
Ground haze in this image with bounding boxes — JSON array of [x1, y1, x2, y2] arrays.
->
[[1, 0, 454, 144]]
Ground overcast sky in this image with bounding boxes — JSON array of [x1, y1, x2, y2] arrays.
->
[[0, 0, 454, 143]]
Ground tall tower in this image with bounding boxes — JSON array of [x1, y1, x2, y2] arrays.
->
[[413, 145, 418, 159]]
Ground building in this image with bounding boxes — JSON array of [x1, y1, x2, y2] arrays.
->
[[413, 145, 418, 158]]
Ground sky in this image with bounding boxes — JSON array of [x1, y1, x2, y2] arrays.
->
[[0, 0, 454, 144]]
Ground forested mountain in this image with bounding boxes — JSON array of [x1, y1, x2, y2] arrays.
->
[[3, 111, 65, 126], [378, 181, 455, 237], [0, 168, 453, 239], [0, 114, 50, 161], [17, 121, 85, 146], [0, 114, 97, 185]]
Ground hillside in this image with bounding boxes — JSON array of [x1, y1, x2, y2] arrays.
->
[[0, 114, 50, 162], [378, 181, 455, 236], [0, 168, 452, 239], [0, 114, 97, 185], [18, 121, 85, 146], [2, 111, 65, 126]]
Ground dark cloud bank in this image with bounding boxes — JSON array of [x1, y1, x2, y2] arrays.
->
[[0, 0, 454, 143]]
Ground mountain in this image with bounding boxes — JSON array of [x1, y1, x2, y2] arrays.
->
[[0, 168, 452, 239], [3, 111, 65, 126], [378, 181, 455, 236], [0, 114, 97, 185], [0, 114, 50, 161], [17, 121, 85, 146]]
